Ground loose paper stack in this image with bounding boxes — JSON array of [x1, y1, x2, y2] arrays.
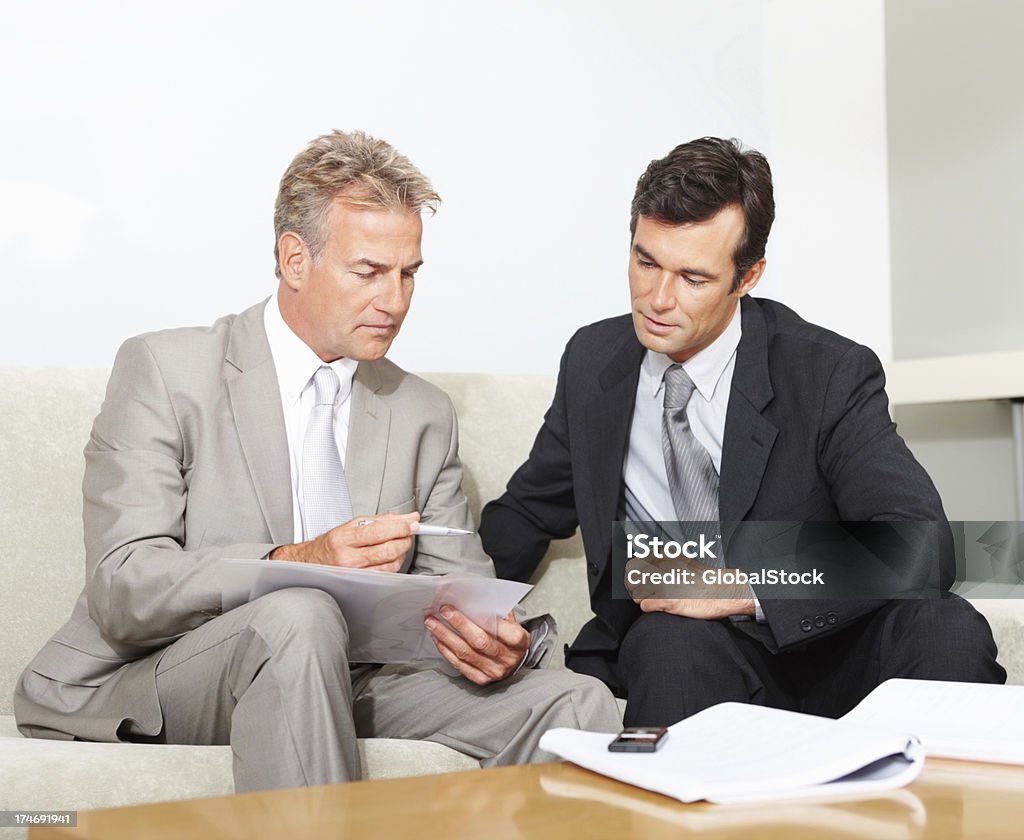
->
[[219, 559, 531, 662], [841, 678, 1024, 765], [540, 702, 923, 804], [542, 678, 1024, 804]]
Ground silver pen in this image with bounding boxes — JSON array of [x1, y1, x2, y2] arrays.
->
[[413, 524, 474, 537]]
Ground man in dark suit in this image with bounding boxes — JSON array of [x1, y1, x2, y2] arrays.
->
[[480, 137, 1004, 726]]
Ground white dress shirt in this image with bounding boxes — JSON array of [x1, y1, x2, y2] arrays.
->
[[622, 305, 740, 523], [263, 295, 359, 544], [621, 306, 763, 620]]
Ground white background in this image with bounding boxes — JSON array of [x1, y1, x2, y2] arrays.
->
[[0, 0, 890, 373]]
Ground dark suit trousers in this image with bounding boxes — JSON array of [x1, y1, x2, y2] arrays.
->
[[618, 595, 1006, 727]]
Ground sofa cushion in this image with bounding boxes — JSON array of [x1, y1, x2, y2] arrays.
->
[[0, 713, 479, 815]]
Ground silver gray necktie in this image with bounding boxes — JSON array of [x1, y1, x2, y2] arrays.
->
[[301, 366, 354, 540], [662, 364, 720, 524]]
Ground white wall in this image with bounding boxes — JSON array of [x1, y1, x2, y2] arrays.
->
[[888, 0, 1024, 361], [884, 0, 1024, 522], [762, 0, 892, 361], [0, 0, 891, 373]]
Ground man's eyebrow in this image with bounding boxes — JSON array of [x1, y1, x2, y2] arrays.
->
[[350, 258, 388, 270], [632, 243, 718, 280], [348, 258, 424, 272]]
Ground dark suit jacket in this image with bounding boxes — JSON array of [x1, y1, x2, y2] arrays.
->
[[480, 296, 952, 687]]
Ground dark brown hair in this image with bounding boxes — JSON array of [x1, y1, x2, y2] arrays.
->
[[630, 137, 775, 291]]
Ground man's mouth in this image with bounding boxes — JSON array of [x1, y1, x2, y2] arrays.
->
[[640, 313, 675, 334]]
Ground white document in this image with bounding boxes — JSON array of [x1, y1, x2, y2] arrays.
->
[[842, 678, 1024, 765], [219, 559, 531, 663], [540, 702, 923, 804]]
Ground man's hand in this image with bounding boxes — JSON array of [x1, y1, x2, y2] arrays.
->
[[626, 555, 755, 620], [425, 608, 530, 686], [637, 597, 755, 620], [270, 512, 419, 572]]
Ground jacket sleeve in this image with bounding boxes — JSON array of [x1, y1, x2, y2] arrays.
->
[[759, 343, 954, 649], [406, 390, 494, 579], [480, 338, 582, 583], [84, 336, 277, 653]]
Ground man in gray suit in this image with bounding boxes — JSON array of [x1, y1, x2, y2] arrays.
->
[[14, 130, 620, 791]]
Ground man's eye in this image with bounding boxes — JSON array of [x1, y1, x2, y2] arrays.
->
[[682, 276, 706, 287], [637, 258, 656, 269]]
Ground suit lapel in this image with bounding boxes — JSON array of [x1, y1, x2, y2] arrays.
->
[[225, 300, 294, 545], [589, 327, 645, 570], [346, 361, 391, 516], [720, 296, 777, 521]]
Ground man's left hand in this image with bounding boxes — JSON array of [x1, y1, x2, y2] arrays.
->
[[626, 555, 755, 620], [425, 608, 529, 686], [637, 597, 755, 620]]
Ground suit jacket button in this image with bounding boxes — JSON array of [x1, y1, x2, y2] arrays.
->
[[826, 612, 838, 625], [800, 618, 813, 632], [587, 561, 599, 575], [814, 614, 826, 629]]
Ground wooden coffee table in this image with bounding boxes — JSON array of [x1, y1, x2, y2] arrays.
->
[[31, 758, 1024, 839]]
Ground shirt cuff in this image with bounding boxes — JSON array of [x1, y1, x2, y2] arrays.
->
[[513, 613, 558, 673], [753, 591, 766, 623]]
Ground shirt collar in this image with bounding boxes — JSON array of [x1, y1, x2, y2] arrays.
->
[[643, 304, 742, 402], [263, 293, 358, 405]]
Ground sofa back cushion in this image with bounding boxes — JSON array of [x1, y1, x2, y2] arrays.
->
[[0, 367, 108, 715]]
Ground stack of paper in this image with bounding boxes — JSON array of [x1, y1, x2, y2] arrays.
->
[[219, 559, 531, 662], [540, 702, 923, 804], [841, 678, 1024, 765]]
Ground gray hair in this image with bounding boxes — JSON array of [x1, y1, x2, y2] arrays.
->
[[274, 130, 440, 277]]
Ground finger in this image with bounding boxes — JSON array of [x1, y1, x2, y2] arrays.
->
[[493, 615, 530, 650], [431, 637, 493, 686], [358, 537, 413, 567], [425, 617, 504, 678], [344, 514, 419, 547], [436, 606, 501, 655], [356, 559, 403, 574], [318, 531, 411, 570], [426, 614, 485, 660]]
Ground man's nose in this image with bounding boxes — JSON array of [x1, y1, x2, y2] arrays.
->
[[649, 273, 675, 311], [375, 273, 408, 312]]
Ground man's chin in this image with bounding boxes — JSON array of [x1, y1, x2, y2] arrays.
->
[[348, 338, 397, 363], [632, 321, 682, 355]]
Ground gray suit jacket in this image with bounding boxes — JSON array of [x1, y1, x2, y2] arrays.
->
[[15, 300, 491, 741]]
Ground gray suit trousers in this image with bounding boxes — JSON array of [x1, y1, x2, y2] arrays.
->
[[134, 588, 619, 792]]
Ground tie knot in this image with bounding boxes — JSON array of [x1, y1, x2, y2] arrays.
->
[[311, 365, 341, 407], [663, 364, 697, 410]]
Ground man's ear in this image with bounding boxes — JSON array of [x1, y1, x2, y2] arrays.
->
[[734, 258, 766, 297], [278, 231, 309, 291]]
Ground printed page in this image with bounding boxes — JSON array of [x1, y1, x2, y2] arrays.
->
[[842, 678, 1024, 764], [219, 559, 531, 662], [540, 702, 922, 804]]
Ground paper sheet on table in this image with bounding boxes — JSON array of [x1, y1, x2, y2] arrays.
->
[[219, 559, 531, 662], [842, 678, 1024, 764], [540, 702, 922, 804]]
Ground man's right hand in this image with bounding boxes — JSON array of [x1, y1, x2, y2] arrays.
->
[[269, 512, 419, 572]]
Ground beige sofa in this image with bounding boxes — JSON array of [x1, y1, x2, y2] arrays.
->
[[2, 366, 1023, 831]]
